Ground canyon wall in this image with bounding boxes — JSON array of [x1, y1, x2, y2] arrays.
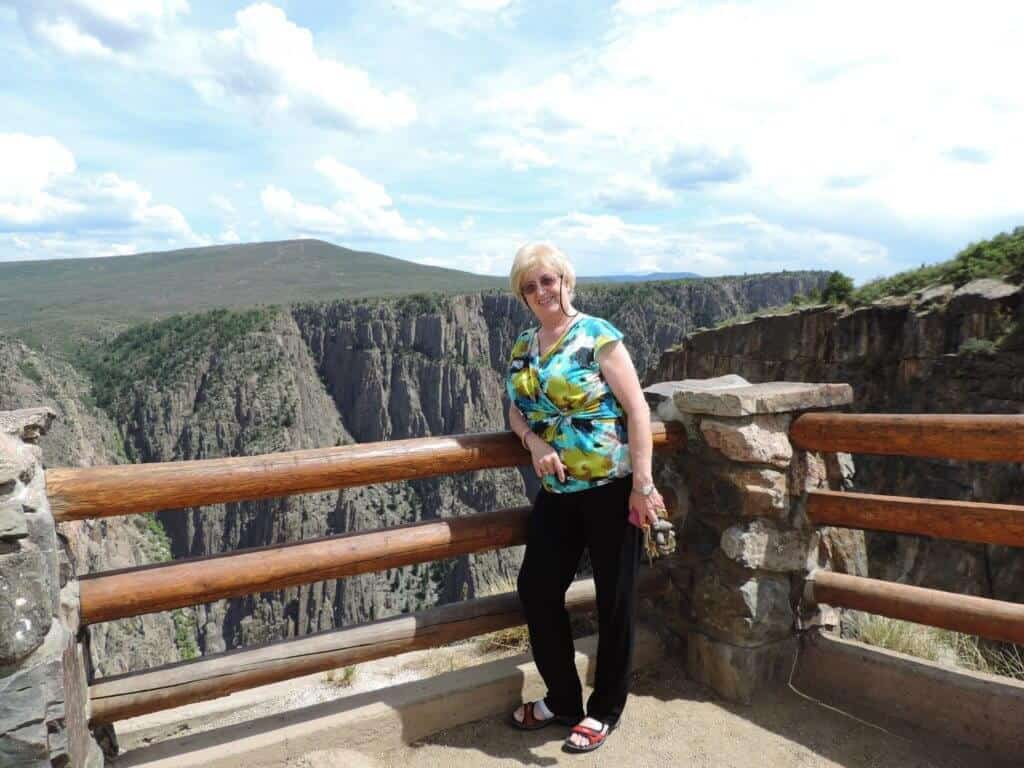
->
[[1, 270, 829, 674], [650, 278, 1024, 602]]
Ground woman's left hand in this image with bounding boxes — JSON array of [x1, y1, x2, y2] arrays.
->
[[629, 486, 666, 528]]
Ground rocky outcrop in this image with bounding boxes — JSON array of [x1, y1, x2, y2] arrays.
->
[[0, 337, 182, 678], [0, 408, 103, 767], [650, 279, 1024, 601]]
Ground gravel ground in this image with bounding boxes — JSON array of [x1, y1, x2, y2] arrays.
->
[[286, 664, 1001, 768]]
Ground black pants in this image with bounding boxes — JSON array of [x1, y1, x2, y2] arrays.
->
[[516, 475, 641, 726]]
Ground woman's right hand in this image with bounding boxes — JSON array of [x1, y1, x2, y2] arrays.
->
[[525, 433, 567, 483]]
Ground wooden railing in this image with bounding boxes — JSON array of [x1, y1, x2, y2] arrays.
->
[[792, 413, 1024, 645], [71, 421, 685, 725]]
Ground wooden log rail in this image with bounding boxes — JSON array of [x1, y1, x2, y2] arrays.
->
[[790, 413, 1024, 462], [806, 489, 1024, 548], [89, 570, 669, 724], [46, 421, 685, 522], [805, 570, 1024, 646], [80, 488, 677, 625], [79, 507, 531, 625]]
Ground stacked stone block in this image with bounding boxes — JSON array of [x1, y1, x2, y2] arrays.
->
[[647, 377, 855, 703], [0, 408, 102, 767]]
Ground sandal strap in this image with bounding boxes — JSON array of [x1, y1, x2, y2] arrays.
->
[[522, 700, 550, 727], [522, 701, 538, 727], [570, 723, 608, 741]]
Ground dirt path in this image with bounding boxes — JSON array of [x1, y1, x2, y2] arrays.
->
[[287, 664, 999, 768]]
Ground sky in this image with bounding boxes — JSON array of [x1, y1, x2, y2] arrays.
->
[[1, 1, 1022, 281]]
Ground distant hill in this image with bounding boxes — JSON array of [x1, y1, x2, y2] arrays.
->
[[579, 271, 701, 283], [0, 239, 506, 350]]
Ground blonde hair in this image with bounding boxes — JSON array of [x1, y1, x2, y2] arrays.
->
[[509, 242, 576, 304]]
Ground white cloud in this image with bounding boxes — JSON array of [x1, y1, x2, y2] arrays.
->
[[261, 157, 444, 242], [8, 3, 416, 134], [613, 0, 683, 15], [0, 134, 82, 225], [217, 227, 241, 243], [393, 0, 516, 35], [593, 175, 674, 210], [655, 145, 749, 189], [9, 0, 188, 59], [416, 147, 465, 164], [0, 233, 141, 261], [194, 4, 416, 132], [478, 135, 553, 171], [0, 133, 202, 259], [32, 16, 114, 58], [481, 1, 1024, 234], [534, 210, 889, 279], [210, 194, 236, 216]]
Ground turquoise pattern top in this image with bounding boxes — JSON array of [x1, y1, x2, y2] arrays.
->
[[506, 314, 632, 493]]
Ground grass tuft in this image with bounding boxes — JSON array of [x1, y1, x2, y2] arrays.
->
[[324, 665, 358, 687], [850, 613, 1024, 681]]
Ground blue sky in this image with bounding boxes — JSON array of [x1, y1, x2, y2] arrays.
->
[[1, 1, 1022, 281]]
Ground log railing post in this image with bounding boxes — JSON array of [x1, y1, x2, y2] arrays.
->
[[645, 377, 860, 704], [0, 408, 103, 767]]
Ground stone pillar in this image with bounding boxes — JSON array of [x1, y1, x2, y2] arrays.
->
[[0, 408, 102, 767], [646, 377, 853, 704]]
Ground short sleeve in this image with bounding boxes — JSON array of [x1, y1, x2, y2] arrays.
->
[[590, 317, 624, 356]]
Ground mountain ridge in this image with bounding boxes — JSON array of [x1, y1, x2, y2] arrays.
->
[[0, 236, 819, 353], [0, 238, 507, 350]]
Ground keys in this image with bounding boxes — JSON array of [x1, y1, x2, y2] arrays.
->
[[642, 516, 677, 565]]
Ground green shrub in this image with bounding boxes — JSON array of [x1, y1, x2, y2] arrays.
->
[[140, 513, 173, 562], [79, 306, 279, 412], [18, 358, 43, 385], [324, 665, 357, 687], [852, 226, 1024, 305], [959, 337, 998, 356], [821, 271, 854, 304], [395, 293, 446, 315], [172, 609, 200, 660]]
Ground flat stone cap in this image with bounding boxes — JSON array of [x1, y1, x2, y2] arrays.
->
[[670, 381, 853, 417], [0, 407, 56, 441], [645, 374, 749, 402]]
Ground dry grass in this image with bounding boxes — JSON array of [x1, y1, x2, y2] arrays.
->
[[474, 625, 531, 654], [323, 665, 357, 687], [470, 574, 532, 654], [850, 613, 1024, 681]]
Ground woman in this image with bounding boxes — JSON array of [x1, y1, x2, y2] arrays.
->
[[506, 242, 666, 753]]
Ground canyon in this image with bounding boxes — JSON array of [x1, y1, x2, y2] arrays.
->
[[1, 270, 828, 676]]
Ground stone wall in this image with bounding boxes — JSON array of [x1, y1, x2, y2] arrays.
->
[[0, 408, 102, 767], [646, 377, 864, 703]]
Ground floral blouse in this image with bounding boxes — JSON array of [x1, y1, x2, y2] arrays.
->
[[506, 314, 632, 493]]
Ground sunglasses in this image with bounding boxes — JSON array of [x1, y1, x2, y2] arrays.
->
[[521, 273, 562, 296]]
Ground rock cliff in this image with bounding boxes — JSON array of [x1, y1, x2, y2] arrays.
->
[[650, 278, 1024, 602], [0, 337, 183, 677]]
